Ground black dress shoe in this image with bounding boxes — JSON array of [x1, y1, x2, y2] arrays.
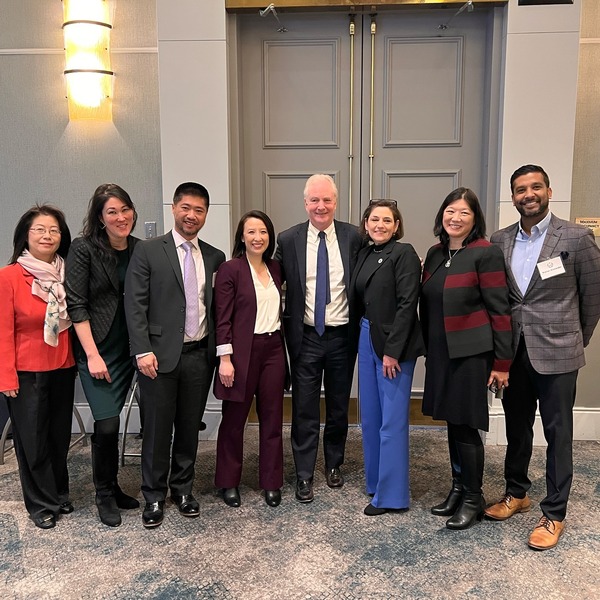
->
[[59, 501, 74, 514], [222, 487, 241, 507], [265, 489, 281, 507], [171, 494, 200, 517], [142, 501, 165, 528], [326, 467, 344, 488], [295, 479, 314, 503], [364, 503, 387, 516], [33, 513, 56, 529]]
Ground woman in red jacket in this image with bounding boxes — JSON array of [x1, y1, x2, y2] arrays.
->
[[0, 205, 75, 529], [213, 210, 287, 508], [421, 188, 512, 530]]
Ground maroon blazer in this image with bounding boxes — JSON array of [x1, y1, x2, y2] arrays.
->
[[213, 256, 287, 402]]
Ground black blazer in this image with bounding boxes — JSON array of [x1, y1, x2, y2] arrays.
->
[[350, 241, 425, 361], [274, 220, 363, 360], [66, 236, 139, 345], [124, 232, 226, 373]]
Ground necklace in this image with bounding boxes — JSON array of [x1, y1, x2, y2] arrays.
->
[[445, 247, 462, 268]]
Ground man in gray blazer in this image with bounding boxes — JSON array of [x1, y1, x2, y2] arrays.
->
[[487, 164, 600, 550], [275, 174, 362, 503], [125, 182, 225, 528]]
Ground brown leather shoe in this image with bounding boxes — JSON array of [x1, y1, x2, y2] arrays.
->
[[484, 494, 531, 521], [528, 516, 565, 550]]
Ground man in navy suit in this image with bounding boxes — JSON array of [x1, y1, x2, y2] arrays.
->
[[487, 165, 600, 550], [125, 182, 225, 527], [275, 174, 362, 502]]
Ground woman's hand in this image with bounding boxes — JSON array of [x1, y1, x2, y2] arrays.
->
[[219, 356, 235, 388], [488, 370, 509, 390], [87, 354, 112, 383], [382, 355, 401, 379], [1, 389, 18, 398]]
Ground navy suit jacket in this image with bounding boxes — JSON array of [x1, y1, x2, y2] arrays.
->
[[124, 232, 226, 373], [274, 220, 363, 361]]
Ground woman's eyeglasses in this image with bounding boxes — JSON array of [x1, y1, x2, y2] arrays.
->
[[29, 227, 62, 237]]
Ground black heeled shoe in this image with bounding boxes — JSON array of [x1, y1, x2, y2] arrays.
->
[[265, 489, 281, 507], [33, 513, 56, 529], [223, 487, 241, 507], [59, 501, 74, 514]]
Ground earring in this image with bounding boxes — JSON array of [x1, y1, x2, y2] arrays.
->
[[100, 222, 106, 230]]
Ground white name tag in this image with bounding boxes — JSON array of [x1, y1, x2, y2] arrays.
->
[[537, 256, 566, 280], [212, 272, 217, 287]]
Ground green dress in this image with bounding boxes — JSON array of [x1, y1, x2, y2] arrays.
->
[[75, 249, 134, 421]]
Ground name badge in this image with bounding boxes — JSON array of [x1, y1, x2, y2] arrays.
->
[[212, 272, 217, 287], [537, 256, 566, 280]]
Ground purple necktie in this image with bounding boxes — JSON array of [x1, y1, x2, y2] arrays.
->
[[182, 241, 200, 338], [314, 231, 331, 336]]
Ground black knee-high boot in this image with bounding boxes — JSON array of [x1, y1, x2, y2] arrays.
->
[[431, 426, 463, 516], [91, 423, 121, 527], [446, 441, 485, 530]]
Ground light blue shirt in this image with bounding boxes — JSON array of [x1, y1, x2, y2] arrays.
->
[[510, 211, 552, 297]]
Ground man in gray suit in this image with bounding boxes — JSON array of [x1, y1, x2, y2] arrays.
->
[[125, 182, 225, 528], [486, 164, 600, 550], [275, 174, 362, 503]]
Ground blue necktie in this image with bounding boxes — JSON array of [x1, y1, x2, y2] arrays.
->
[[314, 230, 331, 336]]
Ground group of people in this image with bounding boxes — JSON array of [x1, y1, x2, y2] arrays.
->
[[1, 165, 599, 552]]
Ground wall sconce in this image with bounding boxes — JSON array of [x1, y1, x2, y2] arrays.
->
[[62, 0, 115, 121]]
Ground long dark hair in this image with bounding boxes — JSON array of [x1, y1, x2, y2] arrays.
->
[[231, 210, 276, 260], [433, 187, 486, 248], [81, 183, 137, 261], [10, 204, 71, 264]]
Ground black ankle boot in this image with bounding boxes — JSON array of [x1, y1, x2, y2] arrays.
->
[[95, 493, 122, 527], [114, 484, 140, 510], [431, 479, 463, 516], [446, 441, 484, 530], [446, 492, 485, 530]]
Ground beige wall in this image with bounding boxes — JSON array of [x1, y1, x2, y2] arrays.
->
[[571, 0, 600, 423]]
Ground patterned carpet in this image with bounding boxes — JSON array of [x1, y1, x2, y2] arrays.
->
[[1, 426, 599, 599]]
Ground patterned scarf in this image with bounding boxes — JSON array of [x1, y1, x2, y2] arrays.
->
[[16, 250, 71, 347]]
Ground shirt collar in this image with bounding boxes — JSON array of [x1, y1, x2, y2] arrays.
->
[[172, 229, 198, 250], [518, 210, 552, 238], [308, 220, 335, 242]]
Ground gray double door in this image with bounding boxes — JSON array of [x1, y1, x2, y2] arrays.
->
[[234, 7, 496, 394], [235, 7, 494, 260]]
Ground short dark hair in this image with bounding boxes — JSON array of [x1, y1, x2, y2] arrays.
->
[[510, 164, 550, 193], [10, 204, 71, 264], [173, 182, 210, 207], [433, 187, 486, 248], [231, 210, 276, 260], [360, 200, 404, 241], [82, 183, 137, 260]]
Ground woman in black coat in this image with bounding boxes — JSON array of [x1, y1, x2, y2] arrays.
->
[[66, 184, 140, 527], [350, 200, 425, 516]]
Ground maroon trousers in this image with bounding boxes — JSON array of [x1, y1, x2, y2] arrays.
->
[[215, 333, 285, 491]]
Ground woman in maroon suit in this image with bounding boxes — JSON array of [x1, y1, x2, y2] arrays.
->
[[0, 205, 75, 529], [214, 210, 287, 508]]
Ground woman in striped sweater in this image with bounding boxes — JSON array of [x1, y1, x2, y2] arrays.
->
[[421, 187, 512, 530]]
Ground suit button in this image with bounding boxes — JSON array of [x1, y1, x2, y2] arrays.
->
[[180, 307, 185, 312], [179, 328, 184, 333]]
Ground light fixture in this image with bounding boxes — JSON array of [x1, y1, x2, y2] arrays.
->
[[62, 0, 115, 121]]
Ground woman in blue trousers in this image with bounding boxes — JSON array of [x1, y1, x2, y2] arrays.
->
[[350, 200, 425, 515]]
